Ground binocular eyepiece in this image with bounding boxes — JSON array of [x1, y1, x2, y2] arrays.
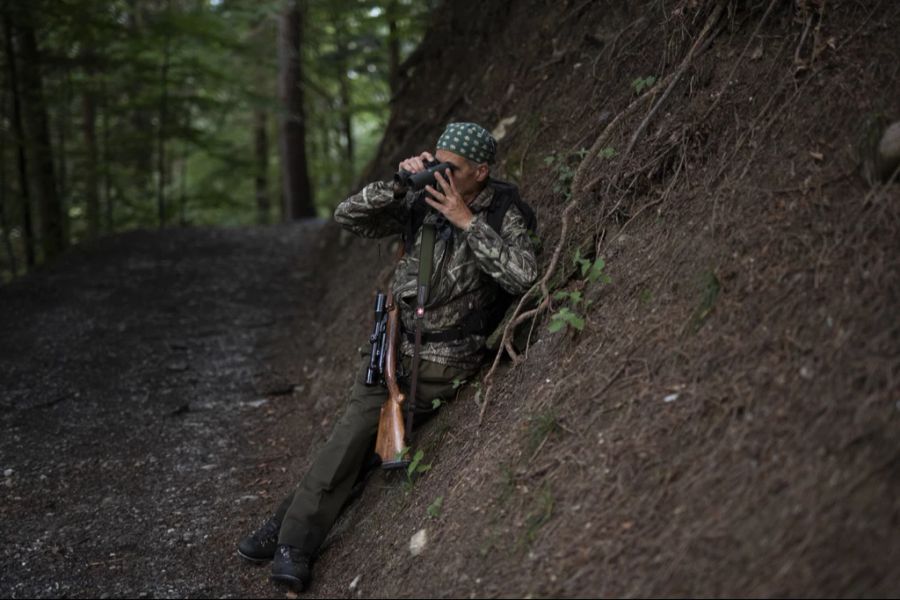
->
[[394, 159, 456, 191]]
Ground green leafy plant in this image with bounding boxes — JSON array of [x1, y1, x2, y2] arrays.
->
[[526, 409, 561, 456], [553, 289, 584, 306], [599, 146, 617, 159], [426, 495, 444, 519], [544, 149, 588, 200], [632, 75, 657, 94], [395, 445, 410, 463], [574, 248, 611, 284], [548, 249, 613, 333], [406, 449, 432, 484], [431, 398, 443, 409], [688, 270, 721, 334], [548, 306, 585, 333]]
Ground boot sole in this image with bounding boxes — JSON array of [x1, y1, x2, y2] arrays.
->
[[237, 548, 273, 564], [271, 573, 307, 592]]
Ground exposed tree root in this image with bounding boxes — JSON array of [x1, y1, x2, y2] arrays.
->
[[477, 1, 728, 425]]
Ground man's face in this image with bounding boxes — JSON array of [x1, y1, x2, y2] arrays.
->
[[435, 149, 489, 201]]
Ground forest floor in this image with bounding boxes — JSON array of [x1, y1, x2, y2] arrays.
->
[[0, 225, 360, 598]]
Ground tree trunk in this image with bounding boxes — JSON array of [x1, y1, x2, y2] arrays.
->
[[156, 1, 172, 229], [14, 4, 65, 261], [387, 1, 401, 98], [57, 69, 71, 244], [126, 0, 153, 193], [179, 142, 188, 226], [278, 0, 315, 221], [337, 49, 354, 184], [101, 74, 113, 233], [330, 7, 354, 184], [254, 109, 270, 225], [1, 97, 19, 278], [81, 48, 100, 240], [3, 9, 35, 268]]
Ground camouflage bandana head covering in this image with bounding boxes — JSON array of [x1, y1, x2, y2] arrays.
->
[[436, 122, 497, 165]]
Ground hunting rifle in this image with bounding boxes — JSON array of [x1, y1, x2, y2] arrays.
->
[[367, 291, 410, 470]]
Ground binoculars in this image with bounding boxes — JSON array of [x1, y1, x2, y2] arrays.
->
[[394, 159, 456, 191]]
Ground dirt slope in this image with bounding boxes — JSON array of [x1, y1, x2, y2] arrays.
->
[[2, 0, 899, 598], [314, 1, 900, 597]]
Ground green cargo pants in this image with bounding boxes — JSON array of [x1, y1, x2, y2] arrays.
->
[[274, 352, 478, 555]]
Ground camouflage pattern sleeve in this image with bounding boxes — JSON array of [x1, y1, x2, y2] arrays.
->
[[459, 204, 538, 295], [333, 181, 412, 238]]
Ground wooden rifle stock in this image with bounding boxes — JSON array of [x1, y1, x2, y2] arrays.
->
[[374, 294, 410, 470]]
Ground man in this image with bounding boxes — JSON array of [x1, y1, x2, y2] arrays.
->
[[237, 122, 538, 592]]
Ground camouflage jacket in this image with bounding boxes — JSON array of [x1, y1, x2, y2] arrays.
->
[[334, 180, 538, 369]]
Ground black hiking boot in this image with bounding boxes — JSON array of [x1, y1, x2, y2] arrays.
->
[[270, 544, 311, 592], [237, 515, 281, 563]]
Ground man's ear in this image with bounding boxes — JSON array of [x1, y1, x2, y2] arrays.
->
[[475, 163, 490, 183]]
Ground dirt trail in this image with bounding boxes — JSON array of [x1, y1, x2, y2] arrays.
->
[[0, 224, 338, 598]]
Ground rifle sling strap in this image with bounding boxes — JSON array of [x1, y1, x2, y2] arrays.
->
[[406, 223, 436, 442]]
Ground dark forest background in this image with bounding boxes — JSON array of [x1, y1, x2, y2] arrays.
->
[[0, 0, 433, 281]]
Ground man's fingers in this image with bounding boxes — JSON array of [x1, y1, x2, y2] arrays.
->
[[444, 169, 459, 194], [400, 152, 433, 173], [434, 171, 458, 200], [423, 195, 445, 213], [424, 184, 446, 202]]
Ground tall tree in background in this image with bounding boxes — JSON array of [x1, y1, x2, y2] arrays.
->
[[157, 0, 174, 228], [0, 83, 19, 277], [329, 3, 354, 184], [255, 109, 270, 225], [278, 0, 315, 221], [249, 12, 272, 226], [2, 9, 35, 267], [13, 2, 66, 261], [81, 46, 101, 241], [386, 0, 402, 98]]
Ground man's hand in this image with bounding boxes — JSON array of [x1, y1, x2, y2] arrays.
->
[[424, 169, 474, 230], [398, 151, 435, 175]]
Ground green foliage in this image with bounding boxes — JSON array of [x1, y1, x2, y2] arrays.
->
[[632, 75, 657, 94], [689, 270, 721, 333], [0, 0, 434, 279], [599, 146, 617, 159], [426, 495, 444, 519], [548, 306, 585, 333], [431, 398, 443, 409], [544, 149, 587, 200], [553, 289, 584, 306], [526, 409, 560, 456], [547, 248, 612, 334], [406, 449, 432, 483], [573, 248, 612, 284], [395, 445, 410, 463]]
